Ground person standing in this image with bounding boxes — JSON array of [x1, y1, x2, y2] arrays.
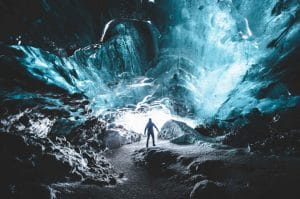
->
[[144, 118, 159, 148]]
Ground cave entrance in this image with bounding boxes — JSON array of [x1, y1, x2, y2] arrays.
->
[[114, 108, 197, 137]]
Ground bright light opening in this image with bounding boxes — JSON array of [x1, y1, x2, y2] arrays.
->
[[114, 108, 197, 137]]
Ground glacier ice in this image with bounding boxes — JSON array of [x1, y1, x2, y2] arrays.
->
[[2, 0, 300, 127]]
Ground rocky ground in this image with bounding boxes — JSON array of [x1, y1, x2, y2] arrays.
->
[[0, 104, 141, 199], [48, 137, 300, 199], [133, 142, 300, 199], [1, 103, 299, 199], [53, 139, 190, 199]]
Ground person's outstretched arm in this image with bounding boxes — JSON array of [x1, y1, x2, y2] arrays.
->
[[154, 124, 159, 133], [144, 124, 148, 135]]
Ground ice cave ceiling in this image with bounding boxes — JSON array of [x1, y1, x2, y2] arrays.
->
[[0, 0, 300, 127]]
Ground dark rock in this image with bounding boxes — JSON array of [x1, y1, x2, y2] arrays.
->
[[188, 174, 206, 184], [177, 156, 194, 166], [67, 117, 106, 151], [83, 178, 109, 186], [104, 126, 141, 149], [37, 153, 72, 181], [159, 120, 209, 144], [49, 118, 79, 136], [189, 160, 225, 176], [82, 151, 97, 167], [69, 170, 83, 181], [270, 107, 300, 132], [190, 180, 226, 199], [0, 131, 117, 194], [250, 130, 300, 155], [12, 183, 55, 199], [223, 107, 300, 155], [145, 148, 178, 167], [0, 133, 29, 157], [118, 172, 124, 178], [195, 121, 226, 137], [223, 108, 270, 147], [159, 120, 196, 140], [132, 148, 179, 175], [104, 129, 123, 149], [109, 177, 117, 185], [171, 133, 201, 145]]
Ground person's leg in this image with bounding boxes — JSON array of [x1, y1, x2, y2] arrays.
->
[[151, 132, 155, 146], [146, 132, 150, 148]]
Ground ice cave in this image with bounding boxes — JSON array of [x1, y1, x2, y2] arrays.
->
[[0, 0, 300, 198]]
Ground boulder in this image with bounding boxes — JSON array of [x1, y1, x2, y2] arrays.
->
[[171, 133, 200, 145], [159, 120, 195, 140], [104, 129, 123, 149], [189, 160, 225, 176], [83, 177, 109, 186], [194, 121, 226, 137], [37, 153, 73, 181], [159, 120, 211, 144], [190, 180, 225, 199], [104, 126, 141, 149], [223, 108, 270, 147], [187, 174, 206, 184], [67, 117, 106, 151], [159, 120, 206, 142], [132, 148, 179, 175], [119, 129, 141, 145], [7, 184, 56, 199]]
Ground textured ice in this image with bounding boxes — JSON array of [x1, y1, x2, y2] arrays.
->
[[6, 0, 300, 124]]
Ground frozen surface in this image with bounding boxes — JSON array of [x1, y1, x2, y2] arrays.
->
[[2, 0, 300, 128]]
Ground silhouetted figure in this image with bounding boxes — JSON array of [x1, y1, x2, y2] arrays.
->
[[144, 118, 159, 148]]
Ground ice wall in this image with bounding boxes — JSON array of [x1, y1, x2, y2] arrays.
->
[[151, 0, 300, 119], [2, 0, 300, 124], [6, 20, 159, 113]]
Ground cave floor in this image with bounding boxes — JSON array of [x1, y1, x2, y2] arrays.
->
[[54, 138, 300, 199], [54, 139, 192, 199]]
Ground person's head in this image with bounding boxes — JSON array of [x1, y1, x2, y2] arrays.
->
[[149, 118, 152, 123]]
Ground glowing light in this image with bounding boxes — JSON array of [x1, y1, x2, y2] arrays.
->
[[114, 108, 197, 136]]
